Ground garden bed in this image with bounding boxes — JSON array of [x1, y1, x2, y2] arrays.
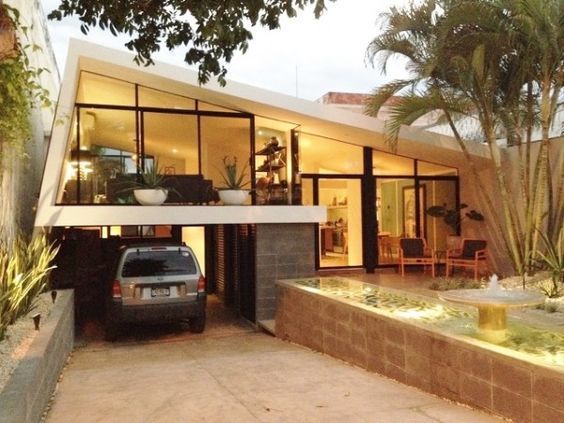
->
[[0, 290, 74, 423]]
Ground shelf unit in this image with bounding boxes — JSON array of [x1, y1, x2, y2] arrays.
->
[[254, 144, 287, 204]]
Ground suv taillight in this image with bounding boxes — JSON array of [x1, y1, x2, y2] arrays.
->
[[197, 275, 206, 293], [112, 280, 122, 299]]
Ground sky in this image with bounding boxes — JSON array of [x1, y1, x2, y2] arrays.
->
[[41, 0, 411, 101]]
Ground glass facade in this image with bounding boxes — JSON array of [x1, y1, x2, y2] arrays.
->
[[59, 71, 462, 272], [59, 72, 252, 205]]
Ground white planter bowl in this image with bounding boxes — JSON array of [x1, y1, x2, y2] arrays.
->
[[134, 188, 168, 205], [218, 189, 249, 205]]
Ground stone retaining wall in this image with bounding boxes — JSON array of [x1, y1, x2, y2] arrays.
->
[[255, 224, 315, 321], [0, 290, 74, 423], [275, 282, 564, 422]]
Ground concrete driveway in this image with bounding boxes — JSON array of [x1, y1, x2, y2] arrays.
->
[[46, 328, 499, 422]]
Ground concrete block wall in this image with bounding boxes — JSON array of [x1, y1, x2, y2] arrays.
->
[[276, 283, 564, 423], [255, 223, 315, 321], [0, 290, 74, 423]]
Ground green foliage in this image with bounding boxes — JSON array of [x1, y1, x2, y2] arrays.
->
[[426, 203, 484, 233], [218, 156, 249, 189], [48, 0, 334, 86], [0, 233, 59, 340], [0, 4, 52, 162], [137, 161, 167, 189], [365, 0, 564, 278], [428, 276, 482, 291], [535, 227, 564, 297], [120, 161, 168, 191]]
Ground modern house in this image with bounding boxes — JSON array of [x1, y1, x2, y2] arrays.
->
[[35, 39, 495, 324]]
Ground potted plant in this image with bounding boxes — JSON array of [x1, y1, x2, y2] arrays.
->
[[217, 156, 250, 205], [425, 203, 484, 234], [127, 161, 170, 205]]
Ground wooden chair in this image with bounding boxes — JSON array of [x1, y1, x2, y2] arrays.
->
[[445, 238, 489, 280], [378, 233, 392, 262], [399, 238, 436, 277]]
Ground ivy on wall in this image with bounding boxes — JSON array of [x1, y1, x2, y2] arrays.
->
[[0, 4, 51, 162]]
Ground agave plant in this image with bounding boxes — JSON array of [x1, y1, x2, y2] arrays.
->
[[133, 161, 168, 190], [218, 156, 249, 190], [536, 228, 564, 298], [0, 233, 59, 340]]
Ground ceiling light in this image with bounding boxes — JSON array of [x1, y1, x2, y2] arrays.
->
[[172, 148, 178, 153]]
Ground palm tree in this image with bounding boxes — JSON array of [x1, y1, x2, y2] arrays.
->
[[365, 0, 563, 280]]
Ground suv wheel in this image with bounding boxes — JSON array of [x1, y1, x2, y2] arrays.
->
[[189, 313, 206, 333]]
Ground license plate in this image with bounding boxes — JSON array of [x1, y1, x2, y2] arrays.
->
[[151, 287, 170, 297]]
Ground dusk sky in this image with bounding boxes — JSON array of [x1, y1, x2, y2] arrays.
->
[[41, 0, 411, 100]]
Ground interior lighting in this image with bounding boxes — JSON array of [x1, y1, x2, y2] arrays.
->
[[172, 148, 178, 153]]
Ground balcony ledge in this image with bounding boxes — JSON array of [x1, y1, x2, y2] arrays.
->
[[34, 205, 327, 227]]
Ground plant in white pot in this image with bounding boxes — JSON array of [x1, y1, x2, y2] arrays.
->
[[217, 156, 250, 205], [128, 161, 170, 205]]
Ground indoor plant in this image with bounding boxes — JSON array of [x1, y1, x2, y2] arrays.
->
[[127, 161, 170, 205], [425, 203, 484, 234], [217, 156, 250, 205]]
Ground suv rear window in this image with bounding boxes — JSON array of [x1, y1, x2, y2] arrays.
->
[[121, 250, 197, 277]]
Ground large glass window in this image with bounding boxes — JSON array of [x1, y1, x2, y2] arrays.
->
[[373, 150, 414, 175], [317, 178, 363, 268], [299, 134, 363, 174], [77, 72, 135, 106], [421, 179, 458, 251], [138, 86, 196, 109], [200, 116, 252, 201], [376, 178, 418, 265], [60, 108, 137, 204], [143, 112, 198, 174], [418, 160, 457, 176]]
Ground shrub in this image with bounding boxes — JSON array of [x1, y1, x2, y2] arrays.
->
[[0, 233, 59, 340], [428, 276, 482, 291], [535, 227, 563, 297]]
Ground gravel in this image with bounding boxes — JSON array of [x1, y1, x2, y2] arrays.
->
[[0, 292, 55, 393]]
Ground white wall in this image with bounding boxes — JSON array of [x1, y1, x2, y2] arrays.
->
[[181, 227, 206, 273]]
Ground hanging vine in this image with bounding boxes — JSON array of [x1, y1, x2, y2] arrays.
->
[[0, 3, 52, 164]]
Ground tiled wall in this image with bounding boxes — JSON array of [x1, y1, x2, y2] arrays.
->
[[255, 224, 316, 321], [275, 284, 564, 422]]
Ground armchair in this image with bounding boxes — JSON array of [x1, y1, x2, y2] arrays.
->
[[445, 239, 488, 280], [399, 238, 436, 277]]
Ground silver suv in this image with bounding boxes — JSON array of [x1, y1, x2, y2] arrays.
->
[[105, 244, 207, 340]]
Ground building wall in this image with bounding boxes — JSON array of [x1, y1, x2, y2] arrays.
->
[[255, 223, 316, 321], [0, 0, 59, 240]]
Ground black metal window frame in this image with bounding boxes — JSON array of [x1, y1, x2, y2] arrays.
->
[[299, 147, 460, 272], [63, 101, 254, 205]]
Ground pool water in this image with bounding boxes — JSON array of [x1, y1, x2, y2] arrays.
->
[[294, 277, 564, 367]]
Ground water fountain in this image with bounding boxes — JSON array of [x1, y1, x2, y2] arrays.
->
[[438, 274, 546, 343]]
